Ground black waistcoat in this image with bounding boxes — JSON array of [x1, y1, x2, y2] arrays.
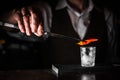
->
[[49, 8, 109, 66]]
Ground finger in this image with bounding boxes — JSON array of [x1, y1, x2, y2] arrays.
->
[[34, 24, 43, 37], [37, 24, 44, 36], [21, 8, 31, 36], [29, 7, 38, 33], [23, 15, 31, 36], [14, 11, 25, 33], [21, 7, 30, 16]]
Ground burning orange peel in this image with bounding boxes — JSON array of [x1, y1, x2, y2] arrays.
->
[[77, 38, 98, 46]]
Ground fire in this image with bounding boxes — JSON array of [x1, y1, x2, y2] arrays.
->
[[77, 38, 98, 46]]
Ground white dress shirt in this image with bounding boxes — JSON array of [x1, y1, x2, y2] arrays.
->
[[56, 0, 94, 40]]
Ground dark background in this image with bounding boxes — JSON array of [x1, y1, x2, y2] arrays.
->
[[0, 0, 120, 70], [0, 0, 120, 13]]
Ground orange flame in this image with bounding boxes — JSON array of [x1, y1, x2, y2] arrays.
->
[[77, 38, 98, 46]]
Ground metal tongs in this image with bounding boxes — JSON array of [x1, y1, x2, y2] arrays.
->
[[0, 21, 80, 41], [43, 32, 80, 41]]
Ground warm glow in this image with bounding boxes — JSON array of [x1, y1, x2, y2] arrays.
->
[[0, 39, 6, 44], [77, 38, 98, 46]]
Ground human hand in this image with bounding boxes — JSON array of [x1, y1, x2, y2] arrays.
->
[[12, 6, 44, 37]]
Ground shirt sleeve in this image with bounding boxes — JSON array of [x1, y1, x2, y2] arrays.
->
[[29, 1, 52, 32], [104, 8, 118, 59], [104, 8, 114, 44]]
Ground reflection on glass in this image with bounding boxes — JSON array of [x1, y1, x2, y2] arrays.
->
[[81, 74, 96, 80]]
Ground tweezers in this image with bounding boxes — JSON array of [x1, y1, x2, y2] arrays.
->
[[0, 21, 80, 41]]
